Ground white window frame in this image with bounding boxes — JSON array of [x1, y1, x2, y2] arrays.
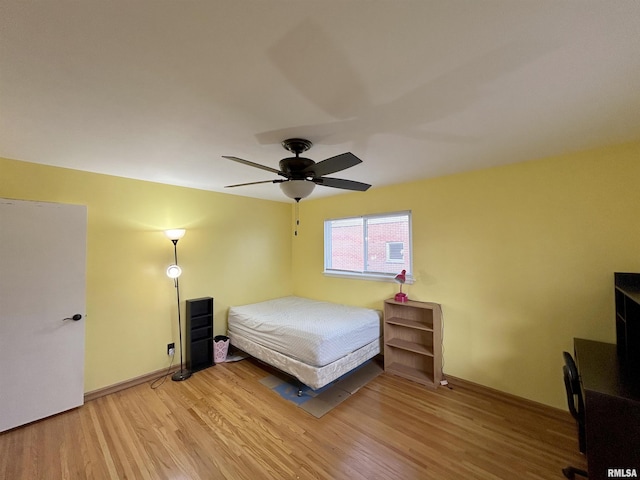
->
[[323, 210, 413, 283]]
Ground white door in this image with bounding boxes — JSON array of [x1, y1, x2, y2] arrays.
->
[[0, 198, 87, 432]]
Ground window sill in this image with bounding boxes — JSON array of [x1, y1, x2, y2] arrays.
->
[[323, 270, 415, 284]]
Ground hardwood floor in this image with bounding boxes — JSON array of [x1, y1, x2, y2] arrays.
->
[[0, 358, 586, 479]]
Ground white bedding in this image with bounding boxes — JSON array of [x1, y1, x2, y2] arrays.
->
[[227, 296, 382, 367]]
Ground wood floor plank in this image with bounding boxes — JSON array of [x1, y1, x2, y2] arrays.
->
[[0, 358, 586, 479]]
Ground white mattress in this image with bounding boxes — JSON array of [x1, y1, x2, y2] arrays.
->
[[227, 296, 382, 367]]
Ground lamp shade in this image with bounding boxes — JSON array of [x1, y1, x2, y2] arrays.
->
[[279, 180, 315, 200], [166, 264, 182, 278], [395, 269, 407, 284], [164, 229, 186, 241]]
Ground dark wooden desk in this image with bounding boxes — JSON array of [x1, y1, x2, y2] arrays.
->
[[574, 338, 640, 480]]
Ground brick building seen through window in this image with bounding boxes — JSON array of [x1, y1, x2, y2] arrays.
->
[[325, 213, 411, 276]]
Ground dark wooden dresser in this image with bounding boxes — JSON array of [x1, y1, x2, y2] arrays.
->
[[574, 338, 640, 479]]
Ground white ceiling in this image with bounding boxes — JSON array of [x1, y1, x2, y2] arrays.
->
[[2, 1, 640, 203]]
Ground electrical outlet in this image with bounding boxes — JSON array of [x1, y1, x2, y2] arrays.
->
[[167, 343, 175, 356]]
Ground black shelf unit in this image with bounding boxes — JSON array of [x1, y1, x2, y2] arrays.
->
[[614, 273, 640, 367], [185, 297, 214, 372]]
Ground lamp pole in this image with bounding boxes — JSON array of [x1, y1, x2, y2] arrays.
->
[[165, 230, 191, 382]]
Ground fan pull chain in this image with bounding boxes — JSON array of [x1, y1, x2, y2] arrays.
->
[[294, 200, 300, 236]]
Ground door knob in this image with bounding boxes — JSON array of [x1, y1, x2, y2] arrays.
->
[[63, 314, 83, 321]]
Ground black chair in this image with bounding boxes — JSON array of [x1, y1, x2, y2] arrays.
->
[[562, 351, 588, 479]]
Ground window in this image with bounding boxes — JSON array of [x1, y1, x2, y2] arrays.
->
[[324, 211, 412, 281]]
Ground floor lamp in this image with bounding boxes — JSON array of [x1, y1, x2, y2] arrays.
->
[[165, 229, 191, 382]]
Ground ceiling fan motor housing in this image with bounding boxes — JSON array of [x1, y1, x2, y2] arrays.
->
[[280, 138, 316, 178], [279, 157, 315, 178]]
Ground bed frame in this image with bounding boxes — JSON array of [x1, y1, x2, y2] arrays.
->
[[230, 332, 380, 395]]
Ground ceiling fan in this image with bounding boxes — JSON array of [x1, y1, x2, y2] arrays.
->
[[222, 138, 371, 201]]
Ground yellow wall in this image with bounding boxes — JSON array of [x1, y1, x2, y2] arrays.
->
[[292, 142, 640, 409], [3, 141, 639, 408], [0, 157, 293, 392]]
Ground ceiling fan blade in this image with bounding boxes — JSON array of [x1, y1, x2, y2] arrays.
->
[[225, 179, 284, 188], [302, 152, 362, 177], [313, 177, 371, 191], [222, 156, 283, 176]]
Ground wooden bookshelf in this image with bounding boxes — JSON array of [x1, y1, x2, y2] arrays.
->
[[383, 298, 442, 389]]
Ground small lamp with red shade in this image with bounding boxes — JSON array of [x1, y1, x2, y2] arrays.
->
[[394, 269, 408, 302]]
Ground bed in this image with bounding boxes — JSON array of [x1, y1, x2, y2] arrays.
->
[[227, 296, 382, 391]]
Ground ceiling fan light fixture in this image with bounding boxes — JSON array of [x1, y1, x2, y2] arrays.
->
[[280, 180, 315, 201]]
